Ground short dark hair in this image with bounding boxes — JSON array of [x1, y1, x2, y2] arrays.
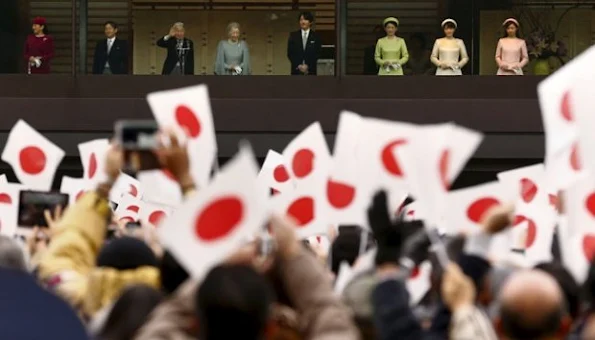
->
[[535, 262, 580, 320], [299, 11, 315, 23], [104, 21, 118, 30], [197, 265, 274, 340], [443, 22, 456, 30], [500, 302, 563, 339]]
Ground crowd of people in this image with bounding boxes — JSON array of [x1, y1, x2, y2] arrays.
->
[[23, 12, 535, 76]]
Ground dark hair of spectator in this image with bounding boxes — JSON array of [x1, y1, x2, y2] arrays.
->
[[159, 250, 189, 295], [104, 21, 118, 30], [197, 265, 274, 340], [299, 11, 315, 23], [97, 285, 164, 340], [500, 302, 563, 339], [535, 262, 581, 320]]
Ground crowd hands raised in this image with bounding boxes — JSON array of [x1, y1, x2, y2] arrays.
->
[[0, 128, 589, 340]]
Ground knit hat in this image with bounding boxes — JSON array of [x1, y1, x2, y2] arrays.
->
[[97, 236, 158, 270]]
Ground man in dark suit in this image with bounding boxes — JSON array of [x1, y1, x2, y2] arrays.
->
[[92, 21, 128, 75], [156, 22, 194, 75], [287, 11, 322, 75]]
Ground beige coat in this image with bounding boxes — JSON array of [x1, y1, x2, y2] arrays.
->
[[135, 248, 360, 340]]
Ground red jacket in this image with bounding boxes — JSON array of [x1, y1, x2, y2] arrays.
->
[[24, 34, 55, 74]]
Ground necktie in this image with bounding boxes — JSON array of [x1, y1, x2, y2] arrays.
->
[[302, 31, 307, 50], [107, 39, 112, 54]]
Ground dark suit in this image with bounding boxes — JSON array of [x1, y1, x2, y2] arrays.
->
[[92, 38, 128, 75], [156, 36, 194, 75], [287, 29, 321, 75]]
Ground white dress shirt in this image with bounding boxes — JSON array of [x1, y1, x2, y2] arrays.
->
[[105, 37, 115, 68], [301, 29, 310, 50]]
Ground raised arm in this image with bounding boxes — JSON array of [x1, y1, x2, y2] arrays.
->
[[430, 40, 440, 67], [519, 39, 529, 68], [156, 35, 171, 48], [458, 39, 469, 68]]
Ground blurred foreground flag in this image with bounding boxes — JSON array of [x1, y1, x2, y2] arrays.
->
[[158, 144, 268, 279]]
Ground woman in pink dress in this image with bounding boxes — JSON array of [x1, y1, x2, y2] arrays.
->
[[495, 18, 528, 75]]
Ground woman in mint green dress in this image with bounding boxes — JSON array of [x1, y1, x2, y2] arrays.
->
[[374, 17, 409, 76]]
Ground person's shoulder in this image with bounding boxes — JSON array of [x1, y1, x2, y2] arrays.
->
[[456, 38, 466, 45]]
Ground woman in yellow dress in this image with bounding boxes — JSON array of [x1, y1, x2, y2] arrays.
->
[[374, 17, 409, 76]]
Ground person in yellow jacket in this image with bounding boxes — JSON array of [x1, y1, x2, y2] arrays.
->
[[37, 132, 196, 319], [375, 17, 409, 76]]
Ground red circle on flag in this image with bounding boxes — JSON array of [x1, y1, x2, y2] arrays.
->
[[292, 149, 315, 178], [88, 152, 98, 179], [409, 266, 420, 279], [583, 235, 595, 261], [327, 179, 355, 209], [273, 165, 290, 183], [129, 184, 139, 197], [466, 197, 501, 223], [287, 196, 314, 226], [584, 193, 595, 218], [570, 143, 581, 171], [520, 178, 538, 203], [560, 91, 574, 122], [127, 205, 140, 213], [19, 146, 46, 175], [162, 169, 176, 181], [175, 105, 202, 138], [381, 139, 407, 177], [513, 215, 537, 248], [0, 193, 12, 204], [75, 190, 85, 201], [439, 149, 450, 190], [149, 210, 166, 225], [119, 216, 135, 223], [195, 196, 244, 241]]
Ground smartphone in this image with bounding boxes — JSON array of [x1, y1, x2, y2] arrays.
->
[[18, 191, 69, 228], [115, 120, 161, 173]]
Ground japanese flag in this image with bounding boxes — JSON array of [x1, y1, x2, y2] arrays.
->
[[158, 144, 268, 279], [536, 47, 595, 190], [282, 122, 331, 186], [569, 75, 595, 177], [60, 176, 93, 205], [110, 173, 143, 205], [559, 173, 595, 283], [137, 170, 183, 207], [327, 111, 369, 227], [258, 150, 294, 193], [146, 84, 217, 187], [114, 194, 142, 223], [0, 183, 22, 237], [78, 139, 110, 185], [444, 181, 511, 235], [1, 120, 65, 191], [271, 182, 328, 239], [139, 200, 174, 227], [356, 117, 418, 210]]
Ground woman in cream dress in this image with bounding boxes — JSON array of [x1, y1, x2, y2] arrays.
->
[[430, 19, 469, 76]]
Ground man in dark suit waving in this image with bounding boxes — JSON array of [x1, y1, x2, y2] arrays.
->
[[156, 22, 194, 75], [92, 21, 128, 75], [287, 12, 322, 75]]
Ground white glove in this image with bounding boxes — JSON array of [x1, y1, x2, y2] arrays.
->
[[450, 64, 460, 71], [233, 66, 242, 75], [34, 58, 41, 68]]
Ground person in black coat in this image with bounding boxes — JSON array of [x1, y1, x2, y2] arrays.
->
[[286, 11, 322, 75], [156, 22, 194, 75], [92, 21, 128, 75]]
